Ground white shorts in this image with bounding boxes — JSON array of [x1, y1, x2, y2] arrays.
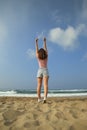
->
[[37, 68, 49, 78]]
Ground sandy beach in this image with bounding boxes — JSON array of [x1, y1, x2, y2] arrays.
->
[[0, 97, 87, 130]]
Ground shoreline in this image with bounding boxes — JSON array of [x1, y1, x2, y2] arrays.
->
[[0, 95, 87, 99], [0, 89, 87, 98], [0, 96, 87, 130]]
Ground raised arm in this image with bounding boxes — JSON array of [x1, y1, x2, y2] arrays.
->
[[43, 37, 48, 52], [35, 38, 39, 57]]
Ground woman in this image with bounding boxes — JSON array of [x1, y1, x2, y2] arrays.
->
[[35, 37, 49, 103]]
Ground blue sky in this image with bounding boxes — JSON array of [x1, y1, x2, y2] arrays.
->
[[0, 0, 87, 90]]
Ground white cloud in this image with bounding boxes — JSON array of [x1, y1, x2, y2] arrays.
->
[[0, 1, 30, 34], [48, 24, 85, 50], [51, 9, 70, 25], [37, 32, 44, 39], [51, 10, 62, 24], [36, 31, 46, 40], [26, 49, 35, 59]]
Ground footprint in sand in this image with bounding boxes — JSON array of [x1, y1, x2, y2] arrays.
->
[[2, 109, 25, 126], [69, 125, 75, 130], [24, 120, 39, 128], [55, 111, 67, 120], [69, 109, 78, 119]]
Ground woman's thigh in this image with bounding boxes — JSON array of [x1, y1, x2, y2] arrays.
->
[[43, 76, 49, 87], [37, 77, 43, 87]]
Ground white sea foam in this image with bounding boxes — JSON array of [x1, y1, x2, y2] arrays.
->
[[0, 89, 87, 97]]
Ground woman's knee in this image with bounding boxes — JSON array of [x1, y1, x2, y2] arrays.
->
[[43, 77, 49, 86]]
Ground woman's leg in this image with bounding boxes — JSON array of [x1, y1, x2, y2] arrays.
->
[[37, 77, 42, 99], [43, 76, 49, 100]]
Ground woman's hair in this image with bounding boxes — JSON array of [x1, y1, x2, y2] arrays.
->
[[38, 48, 48, 60]]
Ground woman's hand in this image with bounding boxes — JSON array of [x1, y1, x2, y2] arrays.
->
[[44, 37, 46, 42], [35, 38, 39, 56], [36, 38, 38, 43], [43, 37, 47, 52]]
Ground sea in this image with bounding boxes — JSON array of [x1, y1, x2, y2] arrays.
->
[[0, 89, 87, 97]]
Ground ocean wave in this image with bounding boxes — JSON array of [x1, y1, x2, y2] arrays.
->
[[0, 90, 17, 94], [0, 89, 87, 97]]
